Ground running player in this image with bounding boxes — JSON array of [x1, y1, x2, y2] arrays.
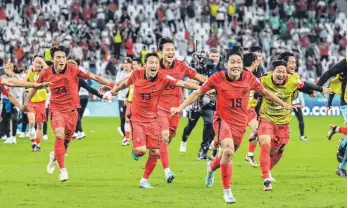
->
[[107, 52, 199, 188], [122, 58, 143, 146], [318, 58, 347, 177], [258, 60, 332, 191], [243, 53, 260, 167], [171, 47, 293, 204], [25, 56, 49, 151], [157, 37, 207, 183], [25, 46, 115, 182]]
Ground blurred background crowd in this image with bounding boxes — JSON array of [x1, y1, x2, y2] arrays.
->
[[0, 0, 346, 82]]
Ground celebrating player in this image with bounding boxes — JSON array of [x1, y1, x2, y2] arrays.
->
[[107, 52, 199, 188], [171, 47, 293, 204], [25, 46, 115, 182], [25, 56, 49, 151], [157, 37, 207, 183], [257, 60, 332, 191], [318, 58, 347, 177], [243, 53, 261, 167]]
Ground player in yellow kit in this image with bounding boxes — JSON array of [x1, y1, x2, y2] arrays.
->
[[258, 60, 332, 191], [25, 56, 49, 151]]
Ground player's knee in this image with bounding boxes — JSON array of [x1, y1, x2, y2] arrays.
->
[[222, 147, 235, 160], [149, 148, 160, 156], [36, 123, 43, 130], [54, 128, 65, 140], [259, 135, 271, 145], [134, 147, 147, 156]]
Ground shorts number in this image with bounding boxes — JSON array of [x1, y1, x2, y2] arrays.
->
[[140, 93, 151, 100], [231, 98, 242, 108]]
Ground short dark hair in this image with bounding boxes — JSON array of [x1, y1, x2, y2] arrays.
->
[[271, 60, 287, 70], [158, 37, 174, 51], [133, 57, 142, 65], [50, 46, 69, 57], [145, 52, 160, 63], [208, 47, 220, 54], [250, 46, 262, 53], [243, 53, 257, 67], [123, 57, 133, 64], [224, 46, 243, 63], [33, 55, 43, 59], [278, 52, 295, 63]]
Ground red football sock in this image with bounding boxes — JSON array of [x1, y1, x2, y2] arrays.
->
[[259, 143, 270, 179], [270, 153, 283, 170], [54, 139, 65, 168], [210, 155, 221, 171], [159, 143, 169, 169], [212, 139, 218, 149], [31, 139, 36, 144], [143, 154, 158, 179], [36, 138, 41, 146], [339, 127, 347, 135], [125, 131, 130, 139], [220, 164, 232, 189], [248, 142, 257, 153]]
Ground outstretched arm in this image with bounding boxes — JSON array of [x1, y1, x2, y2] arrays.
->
[[171, 89, 203, 115], [0, 77, 48, 88], [262, 89, 296, 110], [175, 80, 200, 90], [110, 78, 130, 95], [194, 74, 208, 83], [7, 92, 27, 112]]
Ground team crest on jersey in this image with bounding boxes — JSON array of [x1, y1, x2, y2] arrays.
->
[[242, 88, 248, 96]]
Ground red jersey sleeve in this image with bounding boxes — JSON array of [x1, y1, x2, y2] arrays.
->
[[164, 75, 179, 87], [1, 85, 10, 96], [250, 75, 265, 94], [76, 65, 91, 79], [200, 73, 218, 93], [36, 69, 47, 83], [180, 61, 197, 79], [127, 70, 137, 85]]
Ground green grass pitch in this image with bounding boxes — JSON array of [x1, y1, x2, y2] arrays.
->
[[0, 116, 346, 208]]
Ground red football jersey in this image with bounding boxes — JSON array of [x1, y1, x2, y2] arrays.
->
[[0, 78, 10, 96], [36, 63, 90, 112], [158, 60, 197, 112], [128, 69, 179, 122], [200, 70, 265, 130]]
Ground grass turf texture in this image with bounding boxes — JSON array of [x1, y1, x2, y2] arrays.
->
[[0, 116, 346, 208]]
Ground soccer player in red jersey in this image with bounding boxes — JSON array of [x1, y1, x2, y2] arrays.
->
[[157, 37, 207, 183], [108, 52, 199, 188], [25, 46, 115, 182], [171, 47, 293, 204]]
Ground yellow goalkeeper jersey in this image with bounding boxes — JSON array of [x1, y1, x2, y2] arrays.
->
[[28, 70, 48, 103], [260, 73, 300, 124], [128, 84, 134, 102]]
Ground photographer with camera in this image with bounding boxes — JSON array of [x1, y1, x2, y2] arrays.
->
[[1, 63, 25, 144], [180, 48, 225, 160]]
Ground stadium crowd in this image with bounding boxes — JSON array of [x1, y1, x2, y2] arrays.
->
[[0, 0, 346, 81]]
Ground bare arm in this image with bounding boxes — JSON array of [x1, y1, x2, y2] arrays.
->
[[7, 92, 26, 111], [25, 88, 38, 105], [262, 89, 294, 110], [194, 74, 208, 83], [183, 88, 189, 99], [110, 78, 130, 95], [87, 73, 114, 86], [173, 89, 203, 113], [1, 77, 45, 88], [175, 80, 200, 90]]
